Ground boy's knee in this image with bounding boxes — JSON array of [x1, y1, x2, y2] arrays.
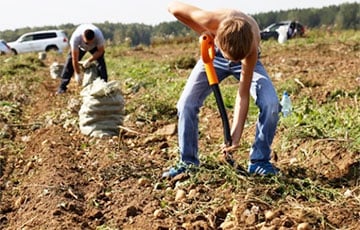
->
[[262, 101, 280, 120], [177, 101, 199, 117]]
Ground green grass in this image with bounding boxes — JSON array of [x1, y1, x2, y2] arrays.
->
[[279, 91, 360, 152]]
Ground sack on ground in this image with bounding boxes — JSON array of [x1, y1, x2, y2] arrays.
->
[[82, 63, 99, 87], [50, 62, 64, 79], [79, 78, 125, 137]]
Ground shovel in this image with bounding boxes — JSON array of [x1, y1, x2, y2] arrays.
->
[[200, 33, 248, 176]]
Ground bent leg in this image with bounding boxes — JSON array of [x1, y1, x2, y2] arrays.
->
[[249, 62, 280, 162], [90, 48, 108, 82], [58, 50, 86, 91], [177, 60, 213, 165], [58, 52, 74, 91]]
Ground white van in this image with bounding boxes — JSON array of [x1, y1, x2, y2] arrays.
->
[[8, 30, 69, 55]]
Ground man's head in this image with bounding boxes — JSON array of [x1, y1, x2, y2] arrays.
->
[[83, 29, 95, 44], [216, 17, 253, 62]]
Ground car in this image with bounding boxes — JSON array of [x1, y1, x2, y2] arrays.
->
[[260, 21, 305, 41], [0, 39, 11, 55], [7, 30, 69, 55]]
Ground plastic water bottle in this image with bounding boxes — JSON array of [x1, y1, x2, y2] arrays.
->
[[280, 91, 292, 117]]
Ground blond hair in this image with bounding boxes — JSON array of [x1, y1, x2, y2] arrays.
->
[[216, 17, 253, 61]]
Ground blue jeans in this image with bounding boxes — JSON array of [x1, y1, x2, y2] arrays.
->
[[177, 49, 280, 165]]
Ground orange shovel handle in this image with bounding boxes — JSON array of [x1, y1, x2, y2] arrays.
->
[[200, 33, 218, 85]]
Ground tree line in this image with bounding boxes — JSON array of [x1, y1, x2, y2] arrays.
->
[[0, 2, 358, 47], [254, 2, 359, 30]]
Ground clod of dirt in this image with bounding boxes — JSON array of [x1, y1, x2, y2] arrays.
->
[[126, 205, 141, 217], [219, 220, 235, 229], [137, 177, 151, 186], [175, 189, 186, 201], [265, 210, 277, 221], [153, 209, 166, 219], [297, 222, 311, 230]]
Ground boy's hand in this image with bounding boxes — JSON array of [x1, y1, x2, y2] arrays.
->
[[221, 143, 240, 155], [218, 143, 239, 167]]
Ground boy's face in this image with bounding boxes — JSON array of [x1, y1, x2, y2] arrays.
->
[[216, 17, 253, 62], [215, 38, 241, 63]]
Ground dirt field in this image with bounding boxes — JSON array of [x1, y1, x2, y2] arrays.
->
[[0, 31, 359, 229]]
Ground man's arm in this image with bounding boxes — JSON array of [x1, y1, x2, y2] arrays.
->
[[71, 48, 81, 74], [87, 45, 105, 63], [82, 44, 105, 68], [229, 46, 258, 147], [168, 1, 228, 35]]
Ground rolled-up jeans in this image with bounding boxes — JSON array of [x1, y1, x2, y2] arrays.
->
[[176, 50, 280, 165]]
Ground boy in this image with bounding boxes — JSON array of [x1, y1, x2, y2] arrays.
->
[[163, 1, 280, 177]]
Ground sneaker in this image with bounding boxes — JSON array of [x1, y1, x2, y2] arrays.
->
[[162, 161, 194, 178], [248, 161, 279, 176]]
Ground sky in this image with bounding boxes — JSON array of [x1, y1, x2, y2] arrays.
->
[[1, 0, 358, 31]]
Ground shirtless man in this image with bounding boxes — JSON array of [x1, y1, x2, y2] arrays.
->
[[163, 1, 280, 177]]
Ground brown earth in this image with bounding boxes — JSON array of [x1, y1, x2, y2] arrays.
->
[[0, 33, 359, 230]]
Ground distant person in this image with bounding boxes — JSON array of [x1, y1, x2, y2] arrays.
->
[[56, 23, 108, 94], [162, 1, 280, 178], [287, 22, 296, 39]]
